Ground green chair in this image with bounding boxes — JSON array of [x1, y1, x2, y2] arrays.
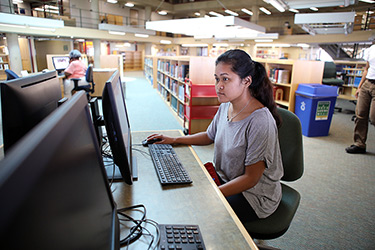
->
[[243, 107, 304, 240]]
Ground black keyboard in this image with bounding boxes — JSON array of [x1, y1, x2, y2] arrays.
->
[[158, 224, 205, 250], [148, 144, 192, 185]]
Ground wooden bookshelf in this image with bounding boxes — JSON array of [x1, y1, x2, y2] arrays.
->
[[257, 59, 325, 112], [0, 54, 10, 80], [334, 60, 367, 101], [123, 51, 143, 71]]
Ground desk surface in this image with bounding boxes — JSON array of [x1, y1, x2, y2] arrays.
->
[[112, 130, 257, 250]]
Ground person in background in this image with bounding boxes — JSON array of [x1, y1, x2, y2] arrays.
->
[[63, 49, 87, 98], [346, 42, 375, 154], [147, 49, 283, 222]]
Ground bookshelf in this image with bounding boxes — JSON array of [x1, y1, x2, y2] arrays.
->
[[123, 51, 143, 71], [334, 60, 367, 101], [257, 59, 325, 112], [0, 54, 10, 80], [145, 56, 218, 134]]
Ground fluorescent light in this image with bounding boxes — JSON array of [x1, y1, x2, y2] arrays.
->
[[160, 40, 171, 44], [135, 33, 149, 38], [255, 39, 273, 42], [125, 2, 134, 7], [124, 42, 131, 47], [158, 10, 167, 15], [256, 43, 273, 47], [224, 9, 239, 16], [260, 7, 271, 15], [108, 30, 125, 35], [209, 11, 223, 17], [0, 23, 26, 28], [241, 8, 253, 16], [289, 9, 299, 13], [45, 5, 59, 10], [359, 0, 375, 3], [194, 34, 213, 39], [181, 44, 208, 47], [310, 7, 318, 11], [267, 0, 286, 12], [297, 43, 310, 48], [107, 0, 118, 3], [195, 12, 200, 16]]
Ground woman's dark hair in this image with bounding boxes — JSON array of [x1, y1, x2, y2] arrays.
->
[[216, 49, 281, 127]]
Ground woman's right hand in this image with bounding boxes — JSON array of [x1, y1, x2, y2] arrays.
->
[[147, 134, 176, 145]]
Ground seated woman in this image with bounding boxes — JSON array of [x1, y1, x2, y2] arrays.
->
[[63, 49, 87, 98], [146, 49, 283, 222]]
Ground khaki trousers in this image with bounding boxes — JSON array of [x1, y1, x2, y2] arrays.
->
[[354, 79, 375, 148]]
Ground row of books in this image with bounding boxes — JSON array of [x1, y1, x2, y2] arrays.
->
[[343, 76, 361, 87], [157, 60, 189, 80], [268, 68, 291, 84], [144, 58, 153, 67], [170, 96, 185, 119], [157, 72, 185, 101]]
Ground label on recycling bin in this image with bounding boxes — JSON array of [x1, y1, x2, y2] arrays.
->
[[315, 101, 330, 120]]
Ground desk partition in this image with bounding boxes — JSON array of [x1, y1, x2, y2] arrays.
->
[[112, 130, 257, 249]]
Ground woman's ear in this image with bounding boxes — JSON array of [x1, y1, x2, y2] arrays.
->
[[242, 76, 252, 86]]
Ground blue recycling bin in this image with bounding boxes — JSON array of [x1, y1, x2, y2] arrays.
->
[[295, 84, 338, 137]]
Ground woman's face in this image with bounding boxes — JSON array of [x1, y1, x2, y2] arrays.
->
[[214, 62, 248, 103]]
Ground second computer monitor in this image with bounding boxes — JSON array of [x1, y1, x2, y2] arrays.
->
[[52, 56, 70, 74], [102, 70, 136, 185], [0, 70, 62, 153]]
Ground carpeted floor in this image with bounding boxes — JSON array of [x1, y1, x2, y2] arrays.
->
[[124, 71, 375, 250]]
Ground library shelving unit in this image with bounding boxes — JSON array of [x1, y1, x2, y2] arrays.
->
[[334, 60, 367, 101], [123, 51, 143, 71], [0, 54, 10, 80], [257, 59, 325, 112], [145, 56, 218, 134]]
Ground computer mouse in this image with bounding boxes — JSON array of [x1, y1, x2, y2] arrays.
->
[[142, 138, 162, 146]]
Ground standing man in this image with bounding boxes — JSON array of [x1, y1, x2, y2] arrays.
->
[[346, 42, 375, 154]]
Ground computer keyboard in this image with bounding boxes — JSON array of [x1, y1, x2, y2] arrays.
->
[[148, 144, 192, 185], [158, 224, 205, 250]]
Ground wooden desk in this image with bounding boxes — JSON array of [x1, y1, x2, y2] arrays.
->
[[112, 130, 257, 250]]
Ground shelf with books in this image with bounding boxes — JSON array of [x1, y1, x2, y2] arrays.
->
[[334, 60, 366, 101], [0, 54, 10, 80], [258, 59, 324, 112], [145, 56, 218, 133]]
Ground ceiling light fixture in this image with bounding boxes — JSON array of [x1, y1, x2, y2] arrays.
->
[[289, 9, 299, 13], [108, 30, 125, 35], [181, 44, 209, 47], [146, 16, 266, 40], [359, 0, 375, 3], [160, 40, 172, 44], [195, 12, 200, 16], [135, 33, 149, 38], [158, 10, 167, 15], [263, 0, 288, 13], [209, 11, 223, 17], [255, 39, 273, 42], [310, 7, 318, 11], [125, 2, 134, 7], [107, 0, 118, 3], [224, 9, 239, 16], [259, 7, 272, 15], [241, 8, 253, 16]]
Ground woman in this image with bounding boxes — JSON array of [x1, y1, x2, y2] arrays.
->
[[147, 49, 283, 221], [63, 49, 87, 98]]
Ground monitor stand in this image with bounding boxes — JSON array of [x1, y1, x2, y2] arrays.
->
[[104, 155, 138, 181]]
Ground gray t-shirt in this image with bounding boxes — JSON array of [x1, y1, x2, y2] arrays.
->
[[206, 103, 283, 218]]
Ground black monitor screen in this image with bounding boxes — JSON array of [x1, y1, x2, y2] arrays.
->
[[0, 70, 62, 153], [52, 56, 70, 71], [102, 70, 134, 185], [0, 92, 119, 250]]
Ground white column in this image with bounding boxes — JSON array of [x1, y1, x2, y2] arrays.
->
[[90, 0, 100, 28], [93, 39, 101, 68], [6, 33, 22, 75], [145, 6, 152, 22], [251, 5, 259, 24]]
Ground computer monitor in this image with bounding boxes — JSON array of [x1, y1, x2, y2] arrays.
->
[[1, 70, 62, 153], [0, 92, 120, 250], [102, 70, 137, 185], [52, 56, 70, 74]]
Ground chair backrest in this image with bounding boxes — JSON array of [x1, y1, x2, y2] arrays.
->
[[277, 107, 304, 181], [5, 69, 19, 80], [323, 61, 337, 79], [85, 65, 94, 83]]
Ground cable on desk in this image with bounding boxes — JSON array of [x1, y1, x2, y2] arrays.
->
[[117, 204, 160, 249]]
